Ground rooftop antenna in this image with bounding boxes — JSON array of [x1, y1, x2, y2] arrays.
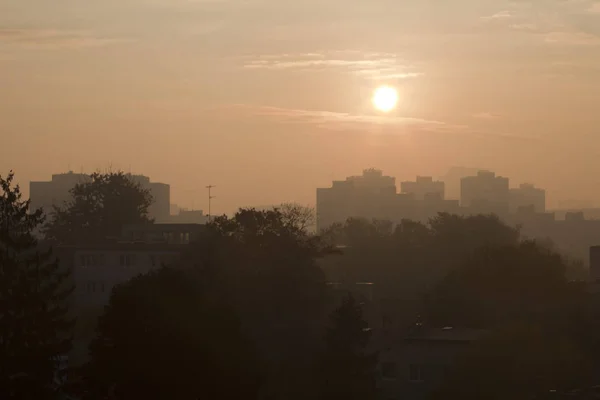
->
[[206, 185, 216, 222]]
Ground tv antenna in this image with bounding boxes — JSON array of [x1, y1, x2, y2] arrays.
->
[[206, 185, 216, 222]]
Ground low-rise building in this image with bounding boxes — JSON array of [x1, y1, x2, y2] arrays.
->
[[120, 223, 207, 244], [378, 326, 488, 400]]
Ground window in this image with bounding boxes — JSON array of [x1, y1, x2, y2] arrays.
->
[[381, 362, 397, 380], [119, 254, 136, 266], [79, 254, 105, 267], [408, 364, 424, 382], [86, 282, 96, 293], [159, 254, 175, 266]]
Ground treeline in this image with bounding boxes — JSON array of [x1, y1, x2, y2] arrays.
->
[[1, 170, 600, 399]]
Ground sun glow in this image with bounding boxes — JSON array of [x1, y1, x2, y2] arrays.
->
[[372, 86, 398, 113]]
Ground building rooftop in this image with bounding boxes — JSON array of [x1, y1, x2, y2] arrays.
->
[[405, 327, 489, 343]]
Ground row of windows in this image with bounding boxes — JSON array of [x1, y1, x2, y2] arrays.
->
[[85, 281, 108, 293], [381, 363, 425, 382], [79, 254, 179, 268]]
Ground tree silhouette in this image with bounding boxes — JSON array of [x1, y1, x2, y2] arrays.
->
[[318, 293, 377, 400], [0, 171, 73, 399], [44, 172, 153, 245], [425, 241, 571, 329], [431, 324, 590, 400], [198, 208, 333, 400], [82, 267, 260, 400]]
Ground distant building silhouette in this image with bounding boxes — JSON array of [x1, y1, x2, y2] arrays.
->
[[316, 169, 459, 231], [439, 166, 482, 200], [590, 246, 600, 282], [316, 169, 397, 231], [30, 171, 90, 217], [126, 174, 170, 223], [29, 171, 171, 222], [401, 176, 445, 201], [461, 170, 510, 217], [509, 183, 546, 213]]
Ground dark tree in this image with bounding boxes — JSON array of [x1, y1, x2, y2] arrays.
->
[[431, 324, 590, 400], [278, 203, 316, 232], [318, 293, 377, 400], [197, 208, 333, 400], [425, 241, 572, 329], [0, 171, 73, 399], [82, 267, 260, 400], [44, 172, 153, 245]]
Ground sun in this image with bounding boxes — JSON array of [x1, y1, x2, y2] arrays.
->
[[372, 86, 398, 113]]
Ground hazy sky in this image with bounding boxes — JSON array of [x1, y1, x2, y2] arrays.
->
[[2, 0, 600, 212]]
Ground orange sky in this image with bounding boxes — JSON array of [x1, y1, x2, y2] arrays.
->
[[2, 0, 600, 213]]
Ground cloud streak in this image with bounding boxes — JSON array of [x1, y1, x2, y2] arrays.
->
[[213, 104, 470, 137], [242, 51, 423, 81], [0, 29, 130, 50]]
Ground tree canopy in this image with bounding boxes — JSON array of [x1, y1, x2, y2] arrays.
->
[[431, 324, 590, 400], [82, 267, 260, 400], [184, 207, 334, 400], [0, 171, 73, 399], [44, 172, 153, 245], [425, 241, 572, 329], [318, 293, 378, 400]]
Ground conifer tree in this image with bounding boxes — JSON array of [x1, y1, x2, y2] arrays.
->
[[318, 293, 378, 400], [0, 171, 73, 399]]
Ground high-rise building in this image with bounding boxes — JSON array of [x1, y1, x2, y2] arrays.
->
[[316, 170, 460, 231], [126, 175, 170, 222], [460, 170, 510, 216], [30, 172, 90, 216], [401, 176, 445, 201], [29, 172, 170, 222], [509, 183, 546, 213], [316, 169, 398, 231]]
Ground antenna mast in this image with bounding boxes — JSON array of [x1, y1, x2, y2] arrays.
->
[[206, 185, 216, 222]]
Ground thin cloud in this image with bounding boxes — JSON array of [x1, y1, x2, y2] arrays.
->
[[480, 10, 513, 22], [211, 104, 544, 144], [214, 104, 467, 136], [0, 29, 131, 50], [544, 31, 600, 46], [242, 51, 423, 80], [472, 112, 502, 120]]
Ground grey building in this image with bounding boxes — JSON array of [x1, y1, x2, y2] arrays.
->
[[378, 326, 488, 400], [29, 172, 170, 222], [510, 183, 546, 213], [401, 177, 445, 201], [460, 170, 510, 217]]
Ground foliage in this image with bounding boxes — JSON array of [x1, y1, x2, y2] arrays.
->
[[196, 207, 333, 400], [318, 293, 377, 400], [424, 241, 571, 329], [82, 267, 260, 400], [0, 171, 73, 399], [44, 172, 153, 245], [320, 213, 522, 331], [431, 324, 591, 400], [278, 203, 316, 232]]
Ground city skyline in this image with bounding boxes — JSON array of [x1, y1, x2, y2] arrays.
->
[[22, 166, 594, 216], [3, 0, 600, 213]]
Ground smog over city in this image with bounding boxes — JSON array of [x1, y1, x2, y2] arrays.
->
[[2, 1, 600, 399]]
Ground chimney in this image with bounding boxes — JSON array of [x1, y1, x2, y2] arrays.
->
[[590, 246, 600, 282]]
